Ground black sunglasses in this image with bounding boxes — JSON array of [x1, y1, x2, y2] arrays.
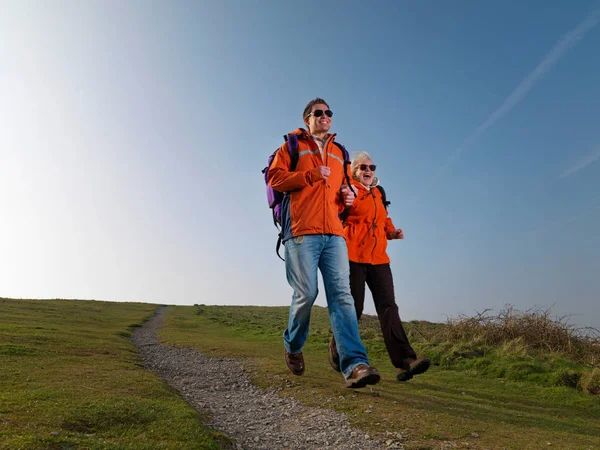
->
[[308, 109, 333, 118], [359, 164, 376, 171]]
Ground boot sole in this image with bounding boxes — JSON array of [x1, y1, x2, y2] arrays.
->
[[328, 350, 341, 373], [329, 358, 341, 372], [396, 358, 430, 382], [329, 340, 341, 372], [396, 370, 413, 382], [284, 354, 304, 376], [411, 358, 430, 376], [346, 372, 380, 389]]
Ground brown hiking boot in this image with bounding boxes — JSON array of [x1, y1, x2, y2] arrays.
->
[[396, 356, 430, 382], [328, 337, 341, 372], [284, 350, 305, 376], [345, 364, 380, 388]]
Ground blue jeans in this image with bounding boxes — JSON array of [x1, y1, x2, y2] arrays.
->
[[283, 234, 370, 378]]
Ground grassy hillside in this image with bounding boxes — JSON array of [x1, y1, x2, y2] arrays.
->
[[2, 298, 599, 449], [0, 298, 230, 450], [159, 304, 600, 450]]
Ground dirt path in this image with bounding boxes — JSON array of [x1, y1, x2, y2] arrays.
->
[[131, 306, 401, 449]]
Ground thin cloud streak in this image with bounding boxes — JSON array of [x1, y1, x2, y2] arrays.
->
[[418, 8, 600, 199], [560, 146, 600, 179]]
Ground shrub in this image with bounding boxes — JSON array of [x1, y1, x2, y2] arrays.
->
[[436, 304, 600, 367]]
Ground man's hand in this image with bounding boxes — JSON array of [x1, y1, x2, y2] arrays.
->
[[319, 166, 331, 179], [388, 229, 404, 240], [340, 185, 356, 206]]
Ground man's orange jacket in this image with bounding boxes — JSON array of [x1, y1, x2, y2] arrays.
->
[[344, 180, 396, 265], [268, 128, 351, 242]]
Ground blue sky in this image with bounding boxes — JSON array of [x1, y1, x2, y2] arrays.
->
[[1, 1, 599, 329]]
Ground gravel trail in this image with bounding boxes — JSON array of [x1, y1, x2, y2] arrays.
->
[[131, 306, 402, 450]]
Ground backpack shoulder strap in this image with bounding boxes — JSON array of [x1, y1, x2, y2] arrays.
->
[[333, 141, 356, 196], [283, 134, 299, 171], [374, 185, 391, 210], [334, 141, 356, 223], [333, 141, 349, 162]]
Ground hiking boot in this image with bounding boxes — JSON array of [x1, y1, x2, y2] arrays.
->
[[284, 350, 305, 376], [328, 337, 341, 372], [345, 364, 380, 389], [396, 356, 430, 382]]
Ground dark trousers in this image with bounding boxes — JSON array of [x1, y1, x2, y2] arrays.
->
[[350, 261, 417, 368]]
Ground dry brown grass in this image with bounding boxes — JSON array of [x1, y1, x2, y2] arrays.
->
[[437, 304, 600, 367]]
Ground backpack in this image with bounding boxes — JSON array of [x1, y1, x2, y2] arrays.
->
[[262, 134, 300, 228], [374, 185, 391, 210], [262, 133, 353, 260]]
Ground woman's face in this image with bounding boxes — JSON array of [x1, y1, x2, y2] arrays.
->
[[356, 159, 376, 186]]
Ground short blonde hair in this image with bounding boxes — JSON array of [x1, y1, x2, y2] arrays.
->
[[351, 150, 374, 182]]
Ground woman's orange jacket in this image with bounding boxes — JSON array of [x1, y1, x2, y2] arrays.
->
[[268, 128, 350, 241], [344, 180, 396, 264]]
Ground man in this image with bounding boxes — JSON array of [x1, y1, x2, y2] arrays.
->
[[268, 98, 380, 388]]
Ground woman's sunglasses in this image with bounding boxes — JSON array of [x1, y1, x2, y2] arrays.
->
[[308, 109, 333, 118], [359, 164, 376, 171]]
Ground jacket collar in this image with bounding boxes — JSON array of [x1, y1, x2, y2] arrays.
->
[[289, 128, 336, 142], [351, 179, 372, 192]]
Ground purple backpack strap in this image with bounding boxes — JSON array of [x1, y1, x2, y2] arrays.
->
[[284, 134, 299, 170], [334, 141, 356, 197]]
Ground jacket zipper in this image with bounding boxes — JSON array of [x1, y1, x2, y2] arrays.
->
[[358, 190, 377, 251], [371, 190, 378, 258], [322, 136, 332, 232]]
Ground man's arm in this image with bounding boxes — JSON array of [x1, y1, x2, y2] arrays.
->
[[268, 143, 328, 192]]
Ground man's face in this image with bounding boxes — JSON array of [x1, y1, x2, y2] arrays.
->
[[304, 103, 332, 134]]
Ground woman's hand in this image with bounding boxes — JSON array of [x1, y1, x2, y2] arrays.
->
[[387, 229, 404, 240]]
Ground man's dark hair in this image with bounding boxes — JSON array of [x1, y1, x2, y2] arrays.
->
[[303, 98, 330, 120]]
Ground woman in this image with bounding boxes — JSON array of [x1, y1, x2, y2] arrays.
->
[[329, 151, 430, 381]]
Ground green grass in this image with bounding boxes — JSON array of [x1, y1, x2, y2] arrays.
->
[[0, 298, 230, 450], [160, 304, 600, 450], [3, 299, 599, 449]]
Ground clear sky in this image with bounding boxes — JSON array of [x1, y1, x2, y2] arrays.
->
[[1, 1, 599, 329]]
